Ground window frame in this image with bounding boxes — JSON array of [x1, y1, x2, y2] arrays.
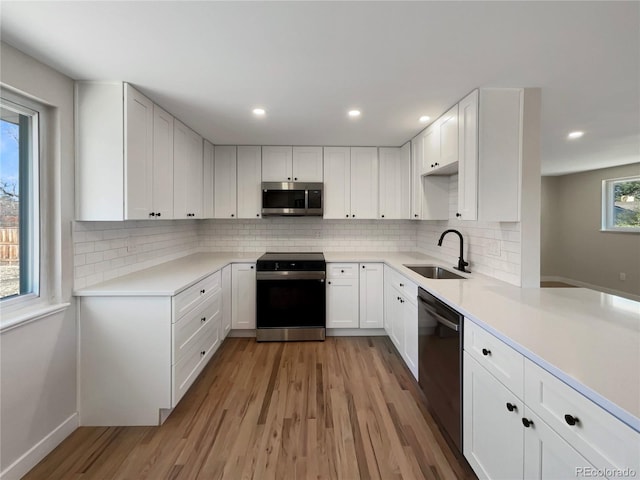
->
[[601, 175, 640, 233], [0, 90, 45, 311]]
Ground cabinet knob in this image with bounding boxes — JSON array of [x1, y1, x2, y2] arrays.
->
[[345, 214, 349, 218], [328, 281, 331, 285], [149, 212, 156, 217], [564, 414, 580, 426], [352, 215, 355, 218], [399, 283, 404, 287], [341, 269, 344, 273], [201, 350, 206, 357], [414, 214, 419, 218], [435, 162, 439, 166], [482, 348, 491, 356], [431, 164, 435, 168], [362, 265, 365, 269], [251, 266, 254, 269], [231, 214, 235, 217], [201, 317, 206, 323], [200, 289, 206, 294], [400, 298, 404, 303], [294, 177, 298, 181], [157, 212, 161, 217], [397, 296, 401, 301], [522, 418, 534, 428], [456, 213, 461, 218], [288, 177, 291, 181], [256, 214, 260, 217], [506, 402, 517, 412], [381, 214, 385, 218]]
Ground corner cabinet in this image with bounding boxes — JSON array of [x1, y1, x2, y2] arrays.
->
[[463, 319, 640, 479], [78, 270, 223, 426]]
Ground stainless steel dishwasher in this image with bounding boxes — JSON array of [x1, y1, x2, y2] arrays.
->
[[417, 287, 463, 452]]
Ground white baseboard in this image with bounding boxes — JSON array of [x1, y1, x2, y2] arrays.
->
[[0, 412, 78, 480], [541, 276, 640, 302]]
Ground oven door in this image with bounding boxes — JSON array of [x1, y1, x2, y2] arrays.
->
[[256, 271, 326, 328]]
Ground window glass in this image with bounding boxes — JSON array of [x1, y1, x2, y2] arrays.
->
[[603, 176, 640, 232], [0, 97, 39, 300]]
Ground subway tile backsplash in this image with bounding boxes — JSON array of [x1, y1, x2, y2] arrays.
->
[[73, 181, 522, 288]]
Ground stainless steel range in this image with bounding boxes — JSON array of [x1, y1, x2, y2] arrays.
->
[[256, 252, 326, 342]]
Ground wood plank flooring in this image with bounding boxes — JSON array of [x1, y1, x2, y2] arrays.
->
[[24, 337, 477, 480]]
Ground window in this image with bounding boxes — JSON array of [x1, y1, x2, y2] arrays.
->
[[0, 95, 39, 301], [602, 175, 640, 232]]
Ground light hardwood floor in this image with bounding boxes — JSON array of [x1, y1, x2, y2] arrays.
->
[[24, 337, 476, 479]]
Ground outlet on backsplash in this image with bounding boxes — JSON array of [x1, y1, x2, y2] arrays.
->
[[486, 239, 501, 257]]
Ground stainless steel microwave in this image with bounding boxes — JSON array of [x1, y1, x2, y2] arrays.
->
[[261, 182, 323, 216]]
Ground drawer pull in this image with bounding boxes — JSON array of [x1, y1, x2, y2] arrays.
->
[[200, 350, 206, 356], [521, 418, 533, 428], [399, 283, 404, 287], [482, 348, 491, 356], [200, 289, 206, 294], [201, 317, 206, 323], [506, 402, 517, 412], [564, 414, 580, 426]]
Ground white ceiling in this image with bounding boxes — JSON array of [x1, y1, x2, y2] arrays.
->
[[1, 1, 638, 175]]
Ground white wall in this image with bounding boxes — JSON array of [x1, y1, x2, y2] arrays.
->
[[0, 43, 77, 478], [416, 175, 522, 285], [541, 164, 640, 298]]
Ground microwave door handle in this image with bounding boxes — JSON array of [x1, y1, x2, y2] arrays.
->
[[305, 189, 309, 212], [418, 296, 460, 332]]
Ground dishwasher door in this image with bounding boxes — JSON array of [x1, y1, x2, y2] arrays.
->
[[417, 287, 463, 452]]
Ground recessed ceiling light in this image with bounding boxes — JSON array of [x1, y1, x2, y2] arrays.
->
[[419, 115, 430, 123], [348, 110, 361, 118], [568, 131, 584, 139], [252, 108, 266, 116]]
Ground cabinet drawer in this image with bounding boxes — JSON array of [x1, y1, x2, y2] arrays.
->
[[172, 316, 220, 406], [524, 359, 640, 472], [173, 290, 221, 364], [464, 319, 524, 398], [327, 263, 358, 279], [172, 270, 221, 321], [385, 267, 418, 305]]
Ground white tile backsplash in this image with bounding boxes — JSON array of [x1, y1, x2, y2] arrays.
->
[[73, 181, 523, 288]]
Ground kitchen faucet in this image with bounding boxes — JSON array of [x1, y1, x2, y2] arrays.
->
[[437, 229, 470, 273]]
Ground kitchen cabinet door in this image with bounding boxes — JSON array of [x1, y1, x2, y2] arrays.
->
[[202, 140, 215, 218], [523, 408, 596, 480], [214, 145, 237, 219], [463, 352, 524, 480], [262, 146, 293, 182], [422, 122, 440, 175], [457, 90, 478, 220], [350, 147, 378, 219], [326, 277, 359, 328], [173, 120, 203, 218], [389, 291, 404, 353], [237, 146, 262, 219], [221, 264, 232, 338], [379, 146, 410, 219], [402, 298, 418, 380], [292, 146, 323, 182], [359, 263, 384, 328], [439, 104, 459, 170], [383, 272, 395, 338], [323, 147, 351, 219], [152, 105, 174, 219], [410, 135, 423, 220], [231, 263, 256, 329], [124, 84, 154, 220]]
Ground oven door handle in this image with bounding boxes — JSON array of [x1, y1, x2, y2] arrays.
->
[[256, 271, 326, 281], [417, 296, 460, 332]]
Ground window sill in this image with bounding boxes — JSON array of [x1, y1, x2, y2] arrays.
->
[[600, 228, 640, 234], [0, 302, 71, 333]]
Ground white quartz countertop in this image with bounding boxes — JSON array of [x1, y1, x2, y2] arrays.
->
[[74, 250, 640, 431]]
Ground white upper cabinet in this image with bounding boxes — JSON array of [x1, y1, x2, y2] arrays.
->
[[261, 146, 293, 182], [323, 147, 351, 219], [410, 136, 423, 220], [292, 146, 323, 182], [424, 104, 459, 175], [202, 140, 215, 219], [214, 146, 237, 219], [173, 120, 203, 219], [350, 147, 378, 219], [152, 106, 175, 220], [125, 86, 154, 220], [262, 146, 323, 182], [237, 146, 262, 219], [457, 90, 479, 221], [379, 145, 410, 219]]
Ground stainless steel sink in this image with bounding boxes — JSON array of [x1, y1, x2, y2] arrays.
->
[[403, 265, 467, 280]]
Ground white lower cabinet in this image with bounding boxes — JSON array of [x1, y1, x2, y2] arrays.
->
[[79, 270, 222, 426], [231, 263, 256, 329], [463, 319, 640, 480], [221, 264, 232, 337], [326, 263, 359, 328], [359, 263, 384, 328]]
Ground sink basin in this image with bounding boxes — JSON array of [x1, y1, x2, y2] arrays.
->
[[403, 265, 467, 280]]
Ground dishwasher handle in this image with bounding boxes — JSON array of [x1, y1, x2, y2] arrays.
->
[[418, 296, 460, 332]]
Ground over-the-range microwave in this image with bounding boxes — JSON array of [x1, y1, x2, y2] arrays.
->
[[261, 182, 323, 217]]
